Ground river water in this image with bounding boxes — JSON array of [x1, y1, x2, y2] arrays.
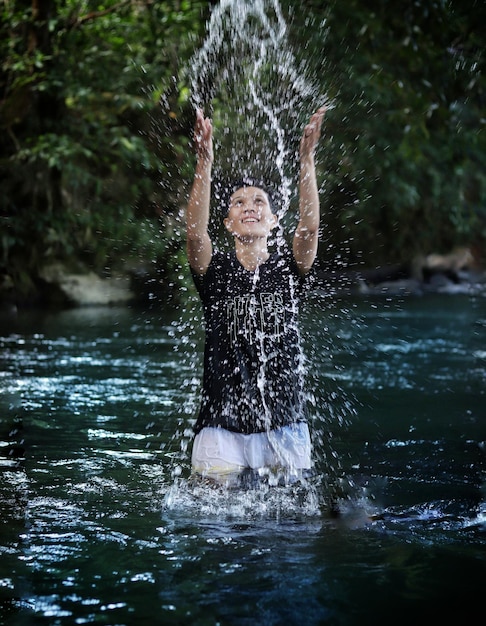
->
[[1, 292, 485, 625]]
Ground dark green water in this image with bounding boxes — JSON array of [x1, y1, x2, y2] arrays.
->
[[1, 293, 485, 625]]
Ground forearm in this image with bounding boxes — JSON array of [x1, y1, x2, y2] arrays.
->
[[186, 158, 212, 273], [297, 155, 320, 234], [293, 155, 320, 273], [187, 159, 211, 237]]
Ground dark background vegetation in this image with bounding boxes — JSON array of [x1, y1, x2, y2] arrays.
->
[[1, 0, 484, 306]]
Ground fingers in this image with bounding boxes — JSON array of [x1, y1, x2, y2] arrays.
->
[[194, 108, 213, 163], [300, 106, 326, 158], [194, 109, 212, 144], [194, 108, 205, 136], [304, 106, 326, 138], [195, 108, 211, 126], [307, 107, 326, 134]]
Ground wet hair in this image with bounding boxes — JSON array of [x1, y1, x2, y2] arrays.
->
[[215, 175, 281, 217]]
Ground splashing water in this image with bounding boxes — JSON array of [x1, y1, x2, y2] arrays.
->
[[167, 0, 344, 516], [163, 473, 325, 520], [189, 0, 325, 217]]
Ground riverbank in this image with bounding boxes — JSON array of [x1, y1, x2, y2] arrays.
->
[[316, 266, 486, 298], [1, 247, 485, 311]]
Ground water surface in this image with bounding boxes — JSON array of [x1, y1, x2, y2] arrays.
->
[[1, 294, 485, 625]]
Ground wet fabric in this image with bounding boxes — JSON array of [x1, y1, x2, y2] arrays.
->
[[191, 248, 312, 434], [191, 423, 312, 475]]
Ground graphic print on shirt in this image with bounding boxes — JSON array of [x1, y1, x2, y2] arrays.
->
[[227, 292, 285, 345]]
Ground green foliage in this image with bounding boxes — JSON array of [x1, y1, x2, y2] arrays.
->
[[286, 0, 485, 266], [0, 0, 484, 306], [1, 0, 208, 303]]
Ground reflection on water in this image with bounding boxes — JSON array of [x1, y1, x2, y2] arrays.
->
[[0, 295, 485, 624]]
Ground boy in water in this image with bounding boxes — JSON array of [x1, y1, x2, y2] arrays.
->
[[186, 106, 326, 486]]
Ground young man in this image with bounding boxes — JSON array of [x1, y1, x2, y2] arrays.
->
[[186, 106, 326, 486]]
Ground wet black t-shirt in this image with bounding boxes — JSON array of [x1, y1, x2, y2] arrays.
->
[[191, 248, 311, 434]]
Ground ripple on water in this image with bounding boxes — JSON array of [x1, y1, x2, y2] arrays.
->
[[370, 498, 486, 545]]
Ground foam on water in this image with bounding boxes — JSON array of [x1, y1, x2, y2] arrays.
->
[[161, 465, 390, 524], [163, 475, 323, 520]]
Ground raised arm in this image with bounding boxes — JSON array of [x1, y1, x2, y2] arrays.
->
[[186, 108, 214, 275], [293, 107, 326, 275]]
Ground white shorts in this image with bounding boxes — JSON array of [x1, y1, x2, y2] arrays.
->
[[191, 423, 311, 478]]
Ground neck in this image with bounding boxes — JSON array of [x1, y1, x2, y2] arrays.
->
[[234, 238, 270, 271]]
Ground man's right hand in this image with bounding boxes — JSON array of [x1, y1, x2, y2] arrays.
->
[[194, 108, 214, 165]]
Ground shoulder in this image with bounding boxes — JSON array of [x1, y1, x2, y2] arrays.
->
[[270, 245, 300, 275], [207, 249, 235, 273], [271, 246, 316, 293], [191, 250, 234, 290]]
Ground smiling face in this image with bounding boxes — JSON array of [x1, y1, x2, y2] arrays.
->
[[224, 186, 277, 241]]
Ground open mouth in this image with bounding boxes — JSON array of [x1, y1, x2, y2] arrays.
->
[[242, 217, 259, 223]]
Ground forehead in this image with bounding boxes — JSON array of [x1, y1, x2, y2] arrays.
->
[[230, 186, 269, 202]]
